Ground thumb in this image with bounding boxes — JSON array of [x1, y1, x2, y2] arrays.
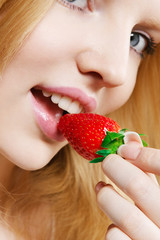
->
[[118, 132, 160, 175], [118, 131, 143, 160]]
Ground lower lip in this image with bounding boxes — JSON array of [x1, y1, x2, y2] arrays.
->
[[30, 90, 65, 142]]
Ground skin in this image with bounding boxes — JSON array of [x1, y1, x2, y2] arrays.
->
[[96, 135, 160, 239], [0, 0, 144, 170], [1, 0, 160, 238]]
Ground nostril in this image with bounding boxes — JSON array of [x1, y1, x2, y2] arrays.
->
[[90, 71, 102, 80]]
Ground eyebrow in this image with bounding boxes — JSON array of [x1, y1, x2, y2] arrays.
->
[[141, 18, 160, 32]]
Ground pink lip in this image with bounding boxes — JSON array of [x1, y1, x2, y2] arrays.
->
[[30, 90, 65, 142], [30, 86, 97, 142], [37, 86, 97, 113]]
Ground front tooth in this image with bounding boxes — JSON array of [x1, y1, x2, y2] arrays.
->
[[58, 96, 72, 111], [67, 101, 83, 114], [42, 90, 52, 97], [51, 93, 62, 104], [51, 93, 84, 113]]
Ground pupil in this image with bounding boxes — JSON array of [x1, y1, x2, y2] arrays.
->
[[131, 33, 139, 46]]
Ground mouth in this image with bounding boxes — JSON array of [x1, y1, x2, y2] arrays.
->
[[30, 86, 95, 141], [31, 88, 85, 115], [41, 90, 84, 115]]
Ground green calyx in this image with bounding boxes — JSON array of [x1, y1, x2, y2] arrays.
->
[[90, 129, 148, 163]]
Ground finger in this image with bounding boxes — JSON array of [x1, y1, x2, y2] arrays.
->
[[118, 141, 160, 175], [102, 154, 160, 227], [123, 131, 143, 146], [118, 132, 159, 184], [96, 184, 160, 240], [106, 224, 131, 240], [146, 173, 159, 186]]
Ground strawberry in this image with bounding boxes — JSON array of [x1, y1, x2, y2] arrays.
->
[[58, 113, 147, 163]]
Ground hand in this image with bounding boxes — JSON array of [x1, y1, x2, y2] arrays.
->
[[118, 132, 160, 175], [96, 132, 160, 240]]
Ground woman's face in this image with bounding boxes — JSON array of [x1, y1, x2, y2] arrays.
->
[[0, 0, 160, 170]]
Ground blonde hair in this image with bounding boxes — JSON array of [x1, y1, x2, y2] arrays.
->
[[0, 0, 160, 239], [0, 0, 53, 71]]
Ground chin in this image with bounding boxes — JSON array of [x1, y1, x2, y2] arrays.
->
[[9, 154, 52, 171], [15, 157, 52, 171], [0, 125, 68, 171], [2, 142, 63, 171]]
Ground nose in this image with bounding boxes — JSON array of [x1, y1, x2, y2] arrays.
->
[[76, 29, 130, 88]]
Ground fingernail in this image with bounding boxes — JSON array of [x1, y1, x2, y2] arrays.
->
[[123, 131, 143, 145], [117, 141, 142, 160], [95, 181, 107, 194]]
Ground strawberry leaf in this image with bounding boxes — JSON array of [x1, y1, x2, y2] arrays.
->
[[106, 137, 124, 153], [89, 157, 105, 163], [119, 129, 128, 134], [138, 134, 148, 147], [96, 149, 111, 157], [108, 132, 124, 141], [142, 140, 148, 147], [101, 131, 125, 148], [101, 133, 111, 146]]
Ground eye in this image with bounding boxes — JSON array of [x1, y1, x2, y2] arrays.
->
[[58, 0, 88, 10], [130, 32, 156, 56], [130, 32, 148, 54]]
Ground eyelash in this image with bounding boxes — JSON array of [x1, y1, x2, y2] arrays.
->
[[57, 0, 90, 12], [143, 36, 157, 56]]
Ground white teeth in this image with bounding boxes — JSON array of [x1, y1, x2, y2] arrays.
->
[[51, 93, 61, 104], [50, 93, 84, 114], [58, 96, 72, 112], [67, 100, 83, 114], [42, 90, 52, 97]]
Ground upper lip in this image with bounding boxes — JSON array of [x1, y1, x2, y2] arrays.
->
[[34, 85, 97, 113]]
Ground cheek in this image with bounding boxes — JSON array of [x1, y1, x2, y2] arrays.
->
[[0, 111, 66, 171], [18, 12, 77, 72], [0, 74, 65, 171]]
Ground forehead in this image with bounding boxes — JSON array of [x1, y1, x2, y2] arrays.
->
[[137, 0, 160, 23], [100, 0, 160, 18], [100, 0, 160, 34], [132, 0, 160, 38]]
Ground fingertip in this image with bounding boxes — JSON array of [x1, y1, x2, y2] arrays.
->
[[117, 131, 143, 160], [95, 181, 107, 194], [123, 131, 143, 146], [117, 141, 142, 160]]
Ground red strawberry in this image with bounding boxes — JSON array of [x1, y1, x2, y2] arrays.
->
[[58, 113, 127, 162]]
